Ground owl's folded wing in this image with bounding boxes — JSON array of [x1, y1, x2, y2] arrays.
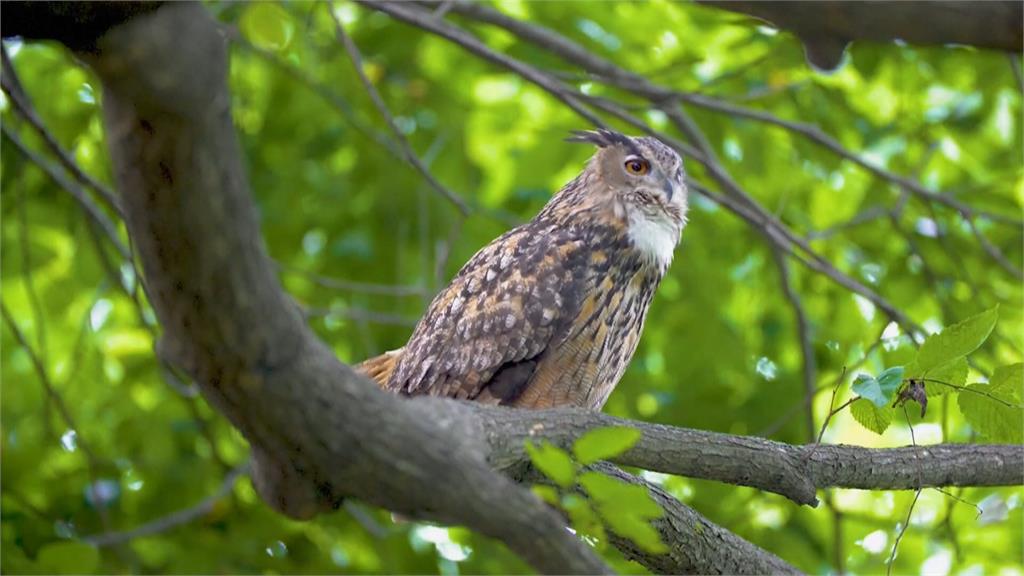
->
[[386, 224, 589, 404]]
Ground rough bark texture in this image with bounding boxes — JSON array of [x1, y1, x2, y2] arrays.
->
[[699, 1, 1023, 70], [4, 2, 1022, 575]]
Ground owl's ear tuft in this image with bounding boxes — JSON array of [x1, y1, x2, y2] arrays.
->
[[565, 128, 633, 150], [566, 129, 644, 159]]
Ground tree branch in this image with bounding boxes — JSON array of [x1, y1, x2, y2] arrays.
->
[[83, 462, 251, 547], [698, 1, 1022, 70], [474, 405, 1024, 507], [329, 6, 471, 217]]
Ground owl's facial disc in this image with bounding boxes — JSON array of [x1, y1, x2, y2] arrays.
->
[[617, 141, 687, 226], [613, 138, 688, 270]]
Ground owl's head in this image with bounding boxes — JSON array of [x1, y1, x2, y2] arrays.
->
[[568, 129, 688, 269]]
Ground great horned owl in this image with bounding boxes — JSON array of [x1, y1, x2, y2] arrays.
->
[[358, 129, 687, 410]]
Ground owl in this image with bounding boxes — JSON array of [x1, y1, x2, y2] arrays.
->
[[357, 129, 688, 410]]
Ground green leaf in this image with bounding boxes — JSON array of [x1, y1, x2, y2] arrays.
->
[[906, 357, 969, 397], [239, 3, 294, 51], [876, 366, 905, 395], [851, 375, 885, 406], [915, 306, 999, 371], [531, 485, 560, 506], [37, 541, 99, 574], [524, 441, 575, 488], [572, 426, 642, 465], [852, 367, 903, 407], [560, 493, 607, 545], [989, 363, 1024, 396], [958, 363, 1023, 443], [850, 397, 893, 434], [578, 472, 666, 553]]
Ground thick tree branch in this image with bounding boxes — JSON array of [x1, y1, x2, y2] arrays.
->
[[474, 405, 1024, 506], [699, 1, 1022, 70], [592, 463, 801, 575]]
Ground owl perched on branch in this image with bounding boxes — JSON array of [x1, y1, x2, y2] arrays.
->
[[358, 130, 688, 410]]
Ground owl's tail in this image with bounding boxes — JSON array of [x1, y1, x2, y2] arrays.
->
[[353, 348, 403, 388]]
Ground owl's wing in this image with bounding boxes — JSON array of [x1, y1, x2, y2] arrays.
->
[[386, 222, 591, 404]]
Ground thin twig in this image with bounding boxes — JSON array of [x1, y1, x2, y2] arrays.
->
[[965, 215, 1023, 280], [886, 489, 922, 575], [356, 1, 605, 128], [1, 301, 132, 564], [83, 462, 251, 547], [813, 367, 850, 447], [1010, 54, 1024, 95], [1, 47, 123, 217], [759, 325, 885, 438], [277, 262, 429, 297], [305, 305, 420, 327], [771, 246, 817, 441], [1, 126, 131, 260], [330, 5, 471, 216], [915, 378, 1021, 408]]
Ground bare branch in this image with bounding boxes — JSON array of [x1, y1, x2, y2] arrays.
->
[[478, 405, 1024, 506], [1, 47, 123, 216], [699, 1, 1022, 64], [329, 6, 471, 217], [276, 262, 429, 298], [1, 126, 130, 261], [84, 462, 251, 547], [965, 216, 1024, 280]]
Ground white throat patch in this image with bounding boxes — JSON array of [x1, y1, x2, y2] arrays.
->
[[627, 209, 681, 271]]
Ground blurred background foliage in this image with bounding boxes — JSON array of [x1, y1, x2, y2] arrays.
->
[[2, 1, 1022, 574]]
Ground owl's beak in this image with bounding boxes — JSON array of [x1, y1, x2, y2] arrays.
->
[[662, 176, 679, 202]]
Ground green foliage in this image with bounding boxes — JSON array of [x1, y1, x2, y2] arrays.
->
[[526, 432, 666, 555], [851, 307, 1013, 435], [36, 542, 99, 574], [914, 306, 999, 372], [3, 1, 1022, 574], [959, 363, 1024, 443], [239, 3, 294, 52], [850, 397, 894, 435], [851, 367, 904, 407], [525, 441, 576, 488], [572, 426, 641, 465]]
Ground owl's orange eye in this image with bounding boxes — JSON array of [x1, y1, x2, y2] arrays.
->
[[624, 158, 649, 175]]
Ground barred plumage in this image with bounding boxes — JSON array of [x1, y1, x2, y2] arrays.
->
[[357, 130, 688, 410]]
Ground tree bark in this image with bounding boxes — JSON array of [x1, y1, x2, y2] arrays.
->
[[699, 1, 1023, 70]]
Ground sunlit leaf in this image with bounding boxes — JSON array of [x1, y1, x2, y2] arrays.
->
[[572, 426, 641, 464], [915, 306, 999, 371], [958, 364, 1024, 443], [524, 441, 575, 488], [853, 367, 903, 407], [850, 397, 893, 434]]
